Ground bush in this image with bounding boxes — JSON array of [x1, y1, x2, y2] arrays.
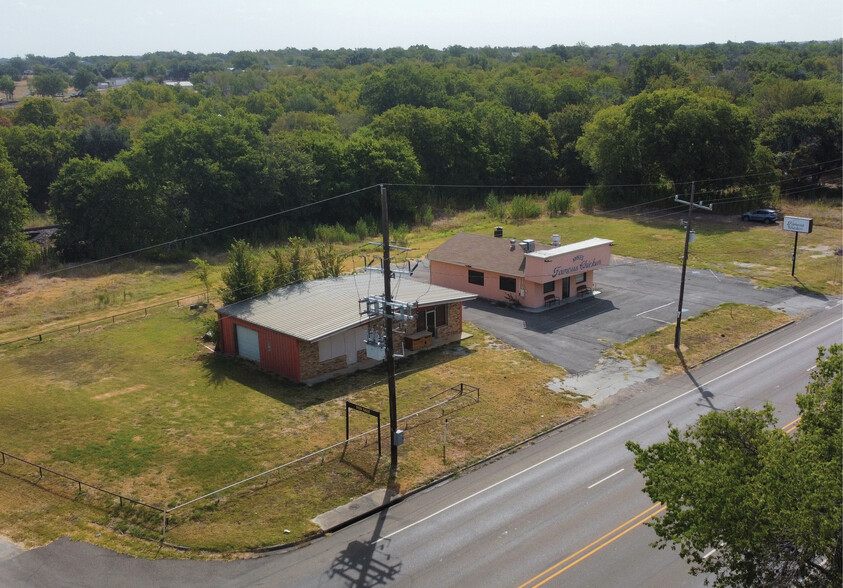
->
[[390, 223, 409, 246], [546, 190, 574, 217], [509, 195, 542, 221], [420, 205, 435, 227], [314, 223, 355, 244], [581, 188, 597, 213], [354, 217, 377, 241], [485, 193, 505, 220]]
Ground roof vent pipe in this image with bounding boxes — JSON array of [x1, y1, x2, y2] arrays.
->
[[551, 234, 561, 246], [510, 238, 517, 251]]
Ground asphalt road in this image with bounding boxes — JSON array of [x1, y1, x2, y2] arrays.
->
[[461, 255, 830, 374], [1, 304, 839, 587]]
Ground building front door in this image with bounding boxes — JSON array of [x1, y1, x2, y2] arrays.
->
[[425, 309, 437, 337], [562, 277, 571, 299]]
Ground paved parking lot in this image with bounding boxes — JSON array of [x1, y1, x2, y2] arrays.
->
[[417, 255, 832, 374]]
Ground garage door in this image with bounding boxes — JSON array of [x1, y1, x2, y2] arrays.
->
[[235, 325, 261, 362]]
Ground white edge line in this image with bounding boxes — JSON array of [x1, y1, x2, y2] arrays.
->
[[703, 548, 717, 559], [635, 302, 674, 317], [375, 317, 842, 544], [587, 468, 624, 489]]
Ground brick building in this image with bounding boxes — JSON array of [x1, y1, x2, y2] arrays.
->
[[215, 275, 475, 384]]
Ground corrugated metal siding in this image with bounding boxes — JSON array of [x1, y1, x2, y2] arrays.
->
[[259, 329, 300, 381], [218, 316, 302, 381]]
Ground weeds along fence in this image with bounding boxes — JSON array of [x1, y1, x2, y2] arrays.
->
[[0, 383, 480, 542], [0, 291, 210, 348]]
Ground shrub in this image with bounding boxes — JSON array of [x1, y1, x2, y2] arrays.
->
[[509, 195, 542, 221], [420, 204, 435, 227], [546, 190, 574, 217], [314, 223, 354, 244], [485, 193, 505, 220], [581, 188, 597, 213]]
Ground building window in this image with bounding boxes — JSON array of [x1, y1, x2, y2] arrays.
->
[[468, 269, 484, 286], [576, 273, 586, 284], [499, 276, 517, 292], [543, 281, 555, 294], [435, 304, 448, 326]]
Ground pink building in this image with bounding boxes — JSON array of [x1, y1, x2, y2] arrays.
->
[[428, 232, 613, 309]]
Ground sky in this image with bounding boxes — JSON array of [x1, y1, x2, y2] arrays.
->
[[3, 0, 841, 58]]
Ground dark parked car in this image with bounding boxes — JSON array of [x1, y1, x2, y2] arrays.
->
[[742, 209, 778, 224]]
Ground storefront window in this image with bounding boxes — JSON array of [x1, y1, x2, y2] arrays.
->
[[543, 281, 555, 293], [468, 269, 485, 285], [576, 273, 586, 284]]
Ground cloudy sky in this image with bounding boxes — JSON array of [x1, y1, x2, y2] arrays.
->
[[3, 0, 841, 57]]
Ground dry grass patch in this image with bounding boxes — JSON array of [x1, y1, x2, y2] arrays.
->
[[617, 303, 792, 372], [0, 311, 584, 554]]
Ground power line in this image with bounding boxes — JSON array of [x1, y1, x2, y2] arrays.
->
[[39, 184, 382, 277]]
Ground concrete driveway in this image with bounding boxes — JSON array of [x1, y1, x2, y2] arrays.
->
[[444, 256, 832, 374]]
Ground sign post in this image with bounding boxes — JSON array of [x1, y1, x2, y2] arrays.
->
[[782, 216, 814, 277]]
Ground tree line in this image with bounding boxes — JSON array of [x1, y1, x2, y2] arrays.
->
[[0, 41, 840, 276]]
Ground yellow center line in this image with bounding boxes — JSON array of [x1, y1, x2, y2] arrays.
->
[[518, 503, 666, 588]]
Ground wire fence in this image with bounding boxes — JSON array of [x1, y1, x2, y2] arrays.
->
[[0, 382, 480, 542], [0, 292, 210, 348]]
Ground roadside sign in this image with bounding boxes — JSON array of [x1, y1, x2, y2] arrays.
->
[[783, 216, 813, 234], [782, 216, 814, 276]]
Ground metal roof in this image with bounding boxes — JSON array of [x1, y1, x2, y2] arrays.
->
[[527, 238, 614, 259], [216, 274, 476, 342]]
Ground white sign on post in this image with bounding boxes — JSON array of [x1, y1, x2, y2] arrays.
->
[[782, 216, 813, 234]]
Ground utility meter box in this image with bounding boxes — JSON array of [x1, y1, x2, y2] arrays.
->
[[393, 429, 405, 446]]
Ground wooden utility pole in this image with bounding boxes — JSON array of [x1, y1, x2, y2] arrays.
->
[[380, 184, 399, 471], [674, 182, 712, 350]]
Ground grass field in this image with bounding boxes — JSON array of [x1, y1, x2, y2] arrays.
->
[[0, 308, 584, 552], [0, 197, 838, 556], [616, 303, 794, 371]]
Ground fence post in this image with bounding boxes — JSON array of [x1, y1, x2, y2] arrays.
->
[[162, 512, 167, 540]]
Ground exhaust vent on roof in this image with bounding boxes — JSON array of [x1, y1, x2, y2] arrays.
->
[[494, 226, 503, 238], [551, 234, 561, 246]]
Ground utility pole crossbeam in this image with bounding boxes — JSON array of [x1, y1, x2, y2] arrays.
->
[[673, 182, 713, 350]]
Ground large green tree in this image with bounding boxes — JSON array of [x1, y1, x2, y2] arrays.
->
[[0, 75, 15, 101], [0, 144, 31, 277], [627, 344, 842, 587], [49, 156, 166, 259], [0, 123, 76, 211], [577, 89, 762, 202], [29, 71, 70, 97]]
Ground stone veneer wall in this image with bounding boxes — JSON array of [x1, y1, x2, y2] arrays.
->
[[298, 302, 464, 382]]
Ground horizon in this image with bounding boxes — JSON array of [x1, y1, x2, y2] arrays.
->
[[4, 0, 841, 59]]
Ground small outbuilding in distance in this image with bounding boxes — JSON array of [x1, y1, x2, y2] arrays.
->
[[427, 230, 613, 309], [215, 275, 476, 384]]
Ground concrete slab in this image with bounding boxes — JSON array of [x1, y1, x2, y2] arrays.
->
[[312, 489, 399, 531], [0, 536, 22, 562]]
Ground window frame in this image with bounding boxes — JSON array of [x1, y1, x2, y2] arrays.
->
[[468, 269, 485, 286], [499, 276, 517, 293]]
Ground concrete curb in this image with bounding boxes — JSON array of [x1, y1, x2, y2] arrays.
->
[[689, 320, 796, 369]]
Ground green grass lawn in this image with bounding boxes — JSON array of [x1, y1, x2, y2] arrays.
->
[[0, 308, 583, 553], [0, 197, 837, 556], [616, 303, 794, 372]]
